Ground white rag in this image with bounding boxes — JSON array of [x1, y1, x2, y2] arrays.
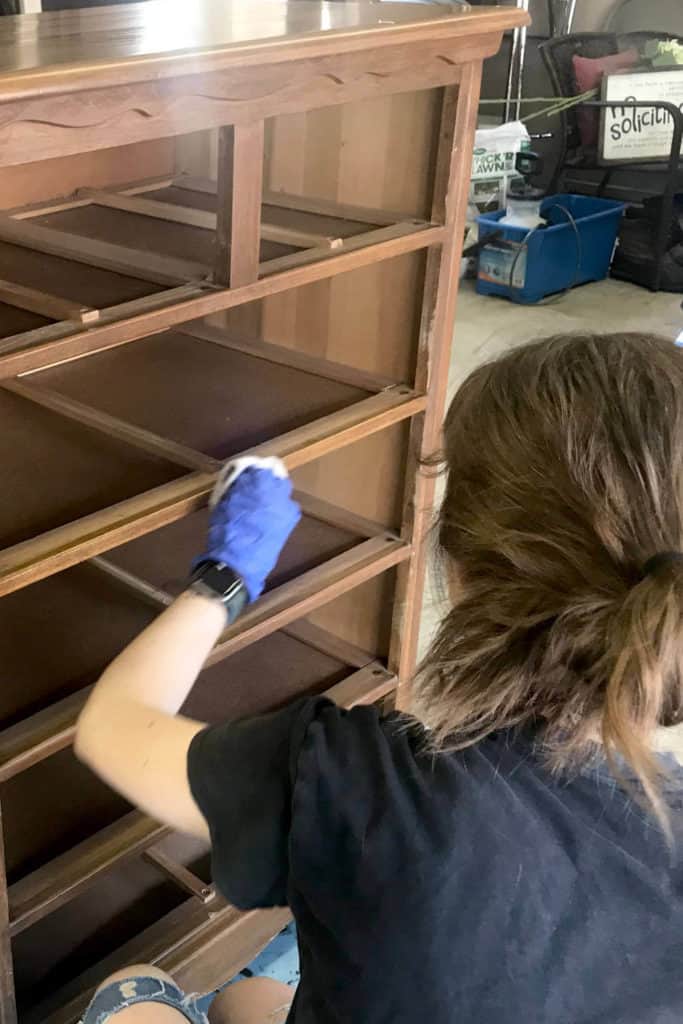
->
[[209, 455, 289, 508]]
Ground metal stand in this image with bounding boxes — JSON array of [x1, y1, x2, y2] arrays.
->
[[503, 0, 530, 122], [502, 0, 580, 126], [548, 0, 578, 37]]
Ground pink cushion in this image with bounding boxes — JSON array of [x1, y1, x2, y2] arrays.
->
[[572, 49, 639, 147]]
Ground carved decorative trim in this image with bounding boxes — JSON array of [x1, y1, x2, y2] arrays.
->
[[0, 35, 503, 168]]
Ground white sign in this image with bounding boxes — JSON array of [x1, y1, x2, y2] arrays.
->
[[600, 68, 683, 163]]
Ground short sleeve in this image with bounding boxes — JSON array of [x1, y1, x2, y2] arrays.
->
[[187, 697, 329, 909]]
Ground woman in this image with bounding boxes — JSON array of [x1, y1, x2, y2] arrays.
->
[[77, 333, 683, 1023]]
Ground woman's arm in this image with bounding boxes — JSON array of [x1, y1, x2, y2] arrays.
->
[[75, 460, 301, 839], [75, 590, 226, 838]]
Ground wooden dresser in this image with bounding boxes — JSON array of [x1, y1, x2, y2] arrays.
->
[[0, 3, 527, 1020]]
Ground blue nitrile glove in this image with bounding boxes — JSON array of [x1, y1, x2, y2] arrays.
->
[[196, 456, 301, 602]]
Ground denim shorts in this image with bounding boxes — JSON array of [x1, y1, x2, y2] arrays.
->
[[80, 975, 211, 1023]]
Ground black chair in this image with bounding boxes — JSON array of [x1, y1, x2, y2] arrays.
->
[[539, 31, 683, 291], [540, 31, 680, 193]]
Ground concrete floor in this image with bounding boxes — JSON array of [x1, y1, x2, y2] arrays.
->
[[448, 277, 681, 398], [421, 277, 683, 757]]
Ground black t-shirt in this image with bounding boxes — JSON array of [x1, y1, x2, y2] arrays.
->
[[187, 698, 683, 1023]]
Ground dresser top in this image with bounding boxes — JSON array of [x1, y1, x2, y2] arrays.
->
[[0, 1, 527, 97]]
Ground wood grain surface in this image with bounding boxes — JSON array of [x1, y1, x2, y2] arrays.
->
[[0, 4, 526, 95]]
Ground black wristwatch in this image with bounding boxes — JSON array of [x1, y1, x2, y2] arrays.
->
[[188, 560, 249, 624]]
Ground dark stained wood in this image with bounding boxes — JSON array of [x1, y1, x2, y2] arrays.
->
[[3, 379, 218, 473], [0, 805, 16, 1024], [105, 504, 362, 600], [76, 187, 338, 250], [0, 283, 207, 358], [0, 389, 422, 599], [12, 642, 395, 1021], [0, 563, 156, 731], [33, 901, 290, 1024], [0, 4, 528, 1020], [0, 472, 213, 599], [0, 213, 206, 286], [0, 388, 184, 554], [0, 690, 95, 784], [9, 812, 167, 937], [226, 121, 264, 288], [31, 325, 394, 462], [392, 66, 484, 698], [281, 619, 376, 669], [0, 508, 393, 782], [0, 279, 96, 324], [142, 847, 214, 903], [0, 238, 162, 307], [1, 748, 129, 883], [214, 126, 233, 287], [176, 176, 377, 237], [0, 222, 443, 380], [204, 535, 410, 666], [177, 322, 396, 393], [15, 856, 188, 1019]]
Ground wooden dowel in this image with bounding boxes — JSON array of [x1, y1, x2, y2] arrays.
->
[[0, 472, 214, 599], [206, 534, 409, 665], [0, 278, 98, 324], [0, 688, 93, 783], [0, 537, 406, 783], [0, 388, 422, 598], [0, 223, 442, 380], [0, 282, 207, 361], [177, 322, 396, 393], [3, 379, 219, 473], [294, 491, 390, 539], [89, 556, 173, 609], [324, 662, 396, 708], [7, 658, 395, 942], [8, 812, 167, 936], [262, 190, 420, 228], [0, 213, 207, 287], [280, 619, 376, 669], [5, 176, 175, 220], [143, 847, 214, 903], [78, 188, 342, 250], [177, 175, 412, 227], [257, 220, 431, 278]]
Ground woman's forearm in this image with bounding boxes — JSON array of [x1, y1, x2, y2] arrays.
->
[[73, 461, 301, 838], [73, 592, 226, 838], [88, 590, 226, 715]]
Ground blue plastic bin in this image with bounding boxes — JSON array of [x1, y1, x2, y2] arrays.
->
[[476, 194, 625, 304]]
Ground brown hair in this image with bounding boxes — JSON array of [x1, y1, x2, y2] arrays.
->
[[415, 332, 683, 828]]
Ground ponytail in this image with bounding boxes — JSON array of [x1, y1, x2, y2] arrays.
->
[[415, 332, 683, 835], [602, 561, 683, 836]]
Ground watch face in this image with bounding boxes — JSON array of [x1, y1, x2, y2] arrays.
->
[[193, 563, 248, 619]]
